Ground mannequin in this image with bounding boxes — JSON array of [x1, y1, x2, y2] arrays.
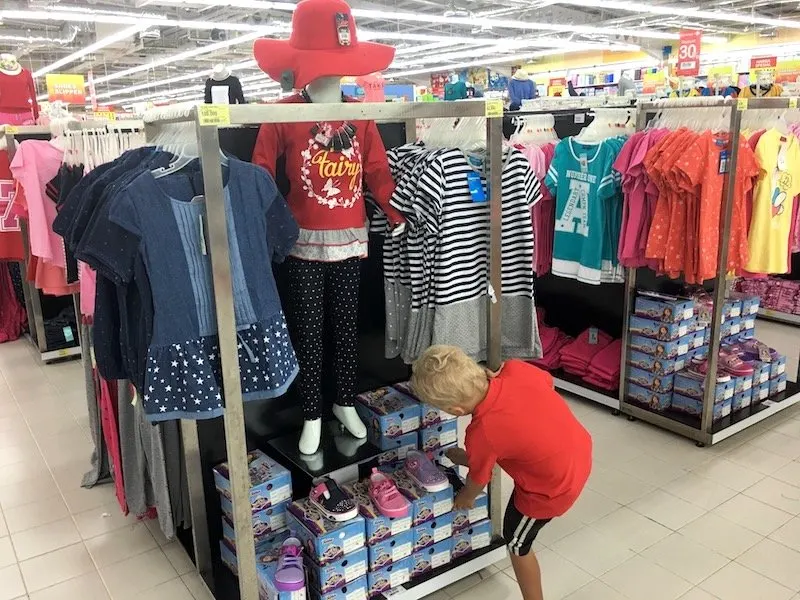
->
[[251, 0, 404, 455], [617, 71, 636, 97], [0, 54, 39, 125], [204, 63, 245, 104], [508, 69, 535, 110]]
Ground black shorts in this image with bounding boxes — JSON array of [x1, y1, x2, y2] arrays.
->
[[502, 492, 551, 556]]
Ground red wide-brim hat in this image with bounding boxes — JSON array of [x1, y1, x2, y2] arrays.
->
[[253, 0, 395, 90]]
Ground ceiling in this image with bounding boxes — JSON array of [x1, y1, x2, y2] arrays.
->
[[2, 0, 800, 107]]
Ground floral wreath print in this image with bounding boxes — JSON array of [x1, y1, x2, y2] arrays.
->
[[300, 124, 363, 210]]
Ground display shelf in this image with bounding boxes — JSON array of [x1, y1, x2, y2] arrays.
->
[[552, 370, 620, 410], [757, 308, 800, 327], [623, 381, 800, 445]]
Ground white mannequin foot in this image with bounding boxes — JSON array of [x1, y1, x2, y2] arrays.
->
[[299, 418, 322, 455], [332, 404, 367, 439]]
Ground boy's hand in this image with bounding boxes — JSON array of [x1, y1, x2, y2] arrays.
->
[[445, 447, 468, 466], [453, 489, 475, 510]]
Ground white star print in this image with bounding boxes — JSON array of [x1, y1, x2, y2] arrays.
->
[[166, 385, 172, 392], [153, 366, 160, 374], [197, 358, 204, 365], [195, 399, 202, 405], [144, 395, 149, 402], [216, 393, 222, 400], [171, 361, 178, 368], [149, 386, 154, 393], [160, 406, 167, 412]]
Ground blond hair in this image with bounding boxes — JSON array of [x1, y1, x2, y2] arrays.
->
[[410, 345, 488, 413]]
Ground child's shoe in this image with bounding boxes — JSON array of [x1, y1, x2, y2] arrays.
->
[[369, 468, 410, 518], [309, 477, 358, 522], [274, 537, 305, 592], [405, 450, 449, 493]]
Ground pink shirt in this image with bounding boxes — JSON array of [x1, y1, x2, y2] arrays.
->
[[9, 140, 65, 267]]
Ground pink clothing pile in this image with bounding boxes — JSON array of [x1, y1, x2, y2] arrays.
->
[[560, 328, 614, 377], [737, 277, 800, 314], [515, 142, 556, 274], [583, 339, 623, 390], [529, 317, 572, 370]]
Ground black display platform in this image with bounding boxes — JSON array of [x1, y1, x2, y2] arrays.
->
[[625, 380, 800, 433], [267, 420, 382, 494]]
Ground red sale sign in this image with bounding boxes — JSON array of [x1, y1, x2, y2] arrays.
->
[[675, 29, 702, 76]]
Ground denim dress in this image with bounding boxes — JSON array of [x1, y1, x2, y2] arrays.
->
[[108, 158, 300, 421]]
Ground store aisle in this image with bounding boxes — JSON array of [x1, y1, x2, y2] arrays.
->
[[1, 338, 800, 600]]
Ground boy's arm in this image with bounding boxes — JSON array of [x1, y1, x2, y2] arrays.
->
[[454, 474, 486, 510]]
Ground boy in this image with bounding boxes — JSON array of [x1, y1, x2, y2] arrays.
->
[[411, 345, 592, 600]]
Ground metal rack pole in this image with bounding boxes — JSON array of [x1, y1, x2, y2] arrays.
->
[[699, 105, 743, 439]]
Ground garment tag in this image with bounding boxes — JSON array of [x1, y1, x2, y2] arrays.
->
[[777, 142, 788, 171], [758, 344, 772, 362], [62, 326, 74, 342], [588, 327, 599, 345], [737, 98, 748, 110], [335, 12, 352, 46], [718, 150, 729, 174], [131, 390, 138, 406], [198, 213, 208, 255], [467, 172, 487, 202], [211, 85, 229, 105], [579, 154, 588, 173], [574, 113, 585, 124]]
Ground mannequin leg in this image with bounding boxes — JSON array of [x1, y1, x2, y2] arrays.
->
[[326, 258, 366, 439], [285, 258, 327, 452]]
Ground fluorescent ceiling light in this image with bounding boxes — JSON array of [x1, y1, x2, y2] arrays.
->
[[33, 24, 145, 77], [160, 0, 726, 42], [550, 0, 800, 30]]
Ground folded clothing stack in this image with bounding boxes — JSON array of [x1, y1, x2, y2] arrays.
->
[[528, 312, 572, 371], [583, 339, 623, 391], [559, 328, 614, 377], [736, 277, 800, 314]]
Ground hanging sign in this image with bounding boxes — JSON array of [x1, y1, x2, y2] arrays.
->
[[45, 73, 86, 105], [641, 70, 664, 94], [776, 58, 800, 84], [548, 77, 566, 97], [675, 30, 702, 77], [750, 56, 777, 82], [87, 69, 97, 111]]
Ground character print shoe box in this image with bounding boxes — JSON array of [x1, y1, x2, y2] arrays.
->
[[393, 381, 457, 428], [307, 545, 368, 594], [389, 469, 453, 527], [355, 387, 421, 439], [221, 502, 289, 550], [366, 529, 414, 572], [418, 420, 458, 452], [220, 528, 291, 575], [411, 538, 453, 577], [313, 576, 367, 600], [412, 512, 454, 552], [634, 292, 695, 323], [214, 449, 292, 516], [287, 498, 366, 566], [259, 562, 308, 600], [451, 519, 491, 560], [341, 480, 412, 546], [366, 556, 412, 598]]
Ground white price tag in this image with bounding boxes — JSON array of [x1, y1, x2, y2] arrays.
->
[[469, 506, 489, 523], [431, 550, 451, 569], [724, 387, 734, 399], [472, 531, 491, 549], [678, 324, 689, 337], [778, 364, 786, 375], [433, 499, 453, 516], [574, 113, 585, 124], [393, 542, 412, 562], [434, 523, 453, 542], [343, 534, 365, 555], [272, 484, 291, 504], [402, 417, 420, 432], [439, 428, 458, 446], [345, 561, 367, 582], [389, 567, 410, 588], [391, 517, 411, 536], [346, 589, 367, 600], [678, 344, 689, 355]]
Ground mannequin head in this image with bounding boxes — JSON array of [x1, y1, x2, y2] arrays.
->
[[0, 54, 21, 75], [211, 63, 230, 81], [512, 68, 529, 81], [305, 76, 344, 103]]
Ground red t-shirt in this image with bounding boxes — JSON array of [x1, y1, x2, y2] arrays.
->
[[252, 93, 404, 230], [0, 69, 39, 118], [466, 360, 592, 519], [0, 150, 25, 261]]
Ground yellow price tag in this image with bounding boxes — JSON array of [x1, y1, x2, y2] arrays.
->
[[57, 348, 69, 357], [93, 110, 116, 121], [484, 99, 504, 118], [198, 104, 231, 127], [5, 126, 19, 134], [737, 98, 749, 111], [790, 97, 798, 109]]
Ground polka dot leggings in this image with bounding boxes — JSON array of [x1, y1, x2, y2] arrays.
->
[[285, 257, 361, 420]]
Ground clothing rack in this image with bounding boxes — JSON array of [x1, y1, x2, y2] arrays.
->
[[3, 125, 83, 362], [143, 100, 509, 600], [618, 97, 800, 446]]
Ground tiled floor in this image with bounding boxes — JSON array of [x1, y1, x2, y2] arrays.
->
[[1, 332, 800, 600]]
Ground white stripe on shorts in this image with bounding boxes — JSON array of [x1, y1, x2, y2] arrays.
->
[[509, 517, 535, 555]]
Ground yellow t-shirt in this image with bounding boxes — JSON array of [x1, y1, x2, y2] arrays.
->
[[741, 84, 783, 98], [746, 128, 800, 274]]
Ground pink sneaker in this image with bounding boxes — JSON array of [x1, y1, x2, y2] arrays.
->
[[688, 359, 732, 382], [369, 469, 410, 519], [718, 349, 754, 376]]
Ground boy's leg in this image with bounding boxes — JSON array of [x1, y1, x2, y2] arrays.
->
[[503, 492, 551, 600]]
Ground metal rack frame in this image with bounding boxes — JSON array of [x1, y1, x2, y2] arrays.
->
[[618, 97, 800, 446], [144, 100, 508, 600]]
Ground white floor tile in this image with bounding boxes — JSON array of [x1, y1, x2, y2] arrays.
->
[[662, 473, 738, 510], [736, 538, 800, 591], [0, 537, 16, 569], [442, 568, 496, 597], [99, 548, 177, 600], [84, 523, 158, 568], [640, 533, 729, 585], [773, 461, 800, 487], [678, 513, 763, 560], [629, 489, 706, 531], [550, 526, 635, 577], [0, 513, 7, 538], [3, 496, 70, 534], [771, 517, 800, 552], [699, 561, 795, 600], [586, 466, 656, 505], [0, 565, 26, 600], [453, 571, 522, 600], [563, 579, 626, 600], [743, 477, 800, 515], [162, 543, 195, 576], [28, 571, 110, 600], [600, 555, 693, 600], [535, 512, 584, 547], [529, 549, 594, 599], [180, 573, 214, 600], [750, 431, 800, 460], [19, 542, 96, 593], [616, 453, 689, 487], [591, 507, 672, 552], [567, 489, 621, 525], [678, 589, 719, 600], [74, 503, 138, 540], [726, 443, 793, 475], [137, 577, 194, 600], [713, 494, 794, 536], [11, 517, 82, 561], [0, 477, 60, 511]]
